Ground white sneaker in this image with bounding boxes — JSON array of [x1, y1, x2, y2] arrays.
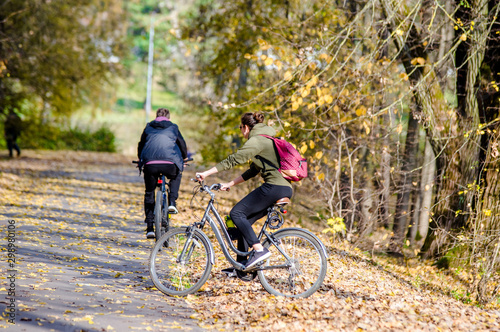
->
[[168, 205, 178, 214]]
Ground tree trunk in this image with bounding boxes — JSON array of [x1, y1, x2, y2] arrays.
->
[[412, 138, 435, 245], [423, 0, 490, 257], [392, 109, 420, 250]]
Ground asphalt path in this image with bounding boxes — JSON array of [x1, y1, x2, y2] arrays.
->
[[0, 151, 204, 332]]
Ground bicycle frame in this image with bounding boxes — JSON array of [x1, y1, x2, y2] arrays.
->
[[158, 175, 169, 212], [186, 183, 294, 272]]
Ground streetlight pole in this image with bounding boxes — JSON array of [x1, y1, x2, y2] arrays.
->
[[145, 12, 155, 123]]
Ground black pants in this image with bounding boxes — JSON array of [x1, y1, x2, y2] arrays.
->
[[143, 163, 181, 223], [6, 137, 20, 157], [230, 183, 292, 262]]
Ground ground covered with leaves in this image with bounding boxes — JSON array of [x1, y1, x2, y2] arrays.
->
[[1, 150, 499, 331]]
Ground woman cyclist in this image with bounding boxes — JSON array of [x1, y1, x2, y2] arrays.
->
[[196, 112, 293, 271]]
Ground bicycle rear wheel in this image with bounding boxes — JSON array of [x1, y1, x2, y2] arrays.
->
[[259, 228, 327, 298], [149, 227, 213, 296], [154, 188, 163, 241]]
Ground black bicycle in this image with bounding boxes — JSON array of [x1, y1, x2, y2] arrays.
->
[[149, 178, 328, 298], [134, 159, 192, 241]]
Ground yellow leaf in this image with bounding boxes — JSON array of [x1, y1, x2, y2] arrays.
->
[[275, 60, 282, 70], [333, 105, 340, 112], [260, 54, 268, 61], [396, 123, 403, 134], [244, 53, 253, 59], [284, 71, 292, 80], [460, 33, 467, 41], [301, 89, 310, 98], [284, 121, 290, 127], [317, 172, 325, 181], [363, 121, 371, 135], [355, 105, 367, 116], [315, 151, 323, 159], [300, 144, 308, 154], [309, 140, 315, 149], [292, 102, 299, 110], [324, 95, 333, 104], [264, 57, 274, 66]]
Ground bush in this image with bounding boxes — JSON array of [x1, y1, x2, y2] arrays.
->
[[17, 120, 116, 152]]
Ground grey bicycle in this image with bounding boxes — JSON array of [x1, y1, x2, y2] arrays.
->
[[148, 178, 328, 298]]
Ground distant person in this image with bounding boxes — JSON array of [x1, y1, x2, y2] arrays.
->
[[4, 110, 22, 158], [137, 108, 188, 239]]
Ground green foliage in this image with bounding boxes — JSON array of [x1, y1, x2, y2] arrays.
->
[[18, 121, 116, 152], [0, 0, 128, 119]]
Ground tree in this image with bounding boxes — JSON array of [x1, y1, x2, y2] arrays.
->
[[0, 0, 127, 120]]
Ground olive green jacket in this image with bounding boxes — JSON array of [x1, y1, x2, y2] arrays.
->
[[215, 123, 292, 188]]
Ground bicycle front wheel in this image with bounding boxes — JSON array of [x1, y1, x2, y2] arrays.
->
[[154, 188, 163, 241], [259, 228, 327, 298], [149, 227, 213, 296]]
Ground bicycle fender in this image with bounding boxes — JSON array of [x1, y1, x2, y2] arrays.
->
[[272, 227, 329, 258]]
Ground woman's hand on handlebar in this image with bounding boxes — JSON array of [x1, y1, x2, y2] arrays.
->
[[220, 182, 231, 191], [195, 172, 206, 181]]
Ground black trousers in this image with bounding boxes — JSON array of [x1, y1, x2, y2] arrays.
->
[[6, 137, 20, 157], [230, 183, 292, 262], [143, 163, 181, 223]]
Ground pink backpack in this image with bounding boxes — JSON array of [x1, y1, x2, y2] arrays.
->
[[258, 135, 308, 182]]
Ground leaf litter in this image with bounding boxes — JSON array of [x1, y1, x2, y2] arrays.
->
[[0, 150, 498, 331]]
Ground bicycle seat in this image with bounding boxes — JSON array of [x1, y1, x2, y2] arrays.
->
[[275, 197, 290, 206]]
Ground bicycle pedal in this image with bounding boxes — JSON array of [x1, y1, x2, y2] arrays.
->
[[221, 268, 237, 278]]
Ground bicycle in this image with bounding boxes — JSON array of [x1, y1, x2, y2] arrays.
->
[[149, 178, 328, 298], [133, 159, 192, 241]]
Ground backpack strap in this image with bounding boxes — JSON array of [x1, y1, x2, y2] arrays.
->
[[256, 135, 280, 173]]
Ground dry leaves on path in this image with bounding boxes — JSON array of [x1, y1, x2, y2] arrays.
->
[[0, 150, 499, 332]]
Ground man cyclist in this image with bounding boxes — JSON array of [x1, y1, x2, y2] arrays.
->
[[138, 108, 188, 239]]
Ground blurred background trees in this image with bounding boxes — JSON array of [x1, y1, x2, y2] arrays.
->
[[1, 0, 499, 304]]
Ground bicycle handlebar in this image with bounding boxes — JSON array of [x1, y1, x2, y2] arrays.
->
[[132, 157, 194, 165]]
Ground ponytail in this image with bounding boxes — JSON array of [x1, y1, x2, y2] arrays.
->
[[241, 112, 264, 130]]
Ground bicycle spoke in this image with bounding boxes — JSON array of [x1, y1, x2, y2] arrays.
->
[[259, 229, 327, 298], [149, 228, 212, 296]]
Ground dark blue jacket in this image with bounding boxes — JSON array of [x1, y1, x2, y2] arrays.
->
[[137, 119, 188, 171]]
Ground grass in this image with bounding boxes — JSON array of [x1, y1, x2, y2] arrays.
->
[[70, 62, 206, 157]]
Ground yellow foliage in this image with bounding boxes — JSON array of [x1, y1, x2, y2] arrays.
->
[[355, 105, 367, 116], [300, 143, 308, 154], [315, 151, 323, 159], [264, 57, 274, 66]]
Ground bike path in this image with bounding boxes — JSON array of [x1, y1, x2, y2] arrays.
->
[[0, 151, 204, 331]]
